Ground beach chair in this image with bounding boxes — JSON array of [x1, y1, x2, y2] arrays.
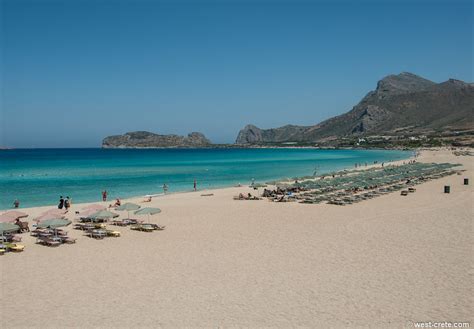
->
[[147, 223, 165, 230], [400, 190, 408, 196], [111, 219, 137, 226], [37, 237, 61, 247], [111, 219, 128, 226], [73, 223, 88, 230], [105, 229, 121, 237], [0, 243, 7, 255], [30, 228, 41, 236], [5, 242, 25, 252], [88, 229, 107, 239], [130, 224, 154, 232], [60, 236, 77, 244]]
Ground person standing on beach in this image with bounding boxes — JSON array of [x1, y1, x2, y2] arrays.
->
[[163, 184, 168, 194], [102, 190, 107, 202], [194, 179, 197, 191], [58, 196, 64, 209], [64, 197, 71, 211]]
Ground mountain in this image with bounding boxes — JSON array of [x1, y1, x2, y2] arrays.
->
[[102, 131, 211, 148], [235, 72, 474, 144]]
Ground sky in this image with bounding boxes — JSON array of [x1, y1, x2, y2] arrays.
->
[[1, 0, 472, 148]]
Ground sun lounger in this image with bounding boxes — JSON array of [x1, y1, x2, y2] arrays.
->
[[60, 236, 77, 244], [31, 228, 49, 236], [111, 219, 137, 226], [37, 237, 61, 247], [111, 219, 128, 226], [105, 230, 121, 237], [5, 242, 25, 252], [400, 190, 408, 196], [0, 243, 8, 255], [130, 224, 154, 232], [88, 229, 107, 239], [1, 233, 22, 243], [144, 223, 165, 230], [74, 223, 89, 230]]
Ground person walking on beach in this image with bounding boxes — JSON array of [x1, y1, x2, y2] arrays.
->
[[64, 196, 71, 211], [163, 184, 168, 194], [193, 179, 197, 191], [58, 196, 64, 209], [13, 199, 20, 208], [102, 190, 107, 202]]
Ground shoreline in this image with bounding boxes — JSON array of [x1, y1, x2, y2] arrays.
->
[[1, 148, 415, 211], [1, 145, 435, 150]]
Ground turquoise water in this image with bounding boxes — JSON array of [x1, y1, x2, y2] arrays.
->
[[0, 148, 410, 209]]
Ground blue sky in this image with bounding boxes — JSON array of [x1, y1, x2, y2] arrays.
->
[[1, 0, 472, 147]]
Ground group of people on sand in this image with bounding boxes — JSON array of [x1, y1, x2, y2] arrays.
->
[[101, 190, 120, 207], [58, 196, 71, 210], [237, 192, 259, 200]]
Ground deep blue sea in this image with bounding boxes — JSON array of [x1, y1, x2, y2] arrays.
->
[[0, 148, 411, 210]]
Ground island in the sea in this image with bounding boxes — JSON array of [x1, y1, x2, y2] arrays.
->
[[102, 131, 212, 148]]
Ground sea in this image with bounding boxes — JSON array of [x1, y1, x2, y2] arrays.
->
[[0, 148, 411, 210]]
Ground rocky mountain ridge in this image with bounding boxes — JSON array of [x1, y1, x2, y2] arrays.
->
[[236, 72, 474, 144]]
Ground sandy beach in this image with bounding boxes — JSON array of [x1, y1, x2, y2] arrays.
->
[[1, 149, 472, 328]]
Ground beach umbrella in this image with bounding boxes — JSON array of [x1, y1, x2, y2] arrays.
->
[[134, 207, 161, 223], [34, 212, 65, 223], [0, 222, 20, 243], [77, 204, 107, 218], [0, 222, 20, 234], [36, 218, 72, 228], [0, 211, 28, 223], [116, 203, 141, 219], [88, 210, 119, 222], [80, 207, 107, 218], [36, 218, 71, 239]]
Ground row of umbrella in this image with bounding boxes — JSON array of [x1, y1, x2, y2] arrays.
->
[[89, 203, 161, 222], [0, 203, 162, 234]]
